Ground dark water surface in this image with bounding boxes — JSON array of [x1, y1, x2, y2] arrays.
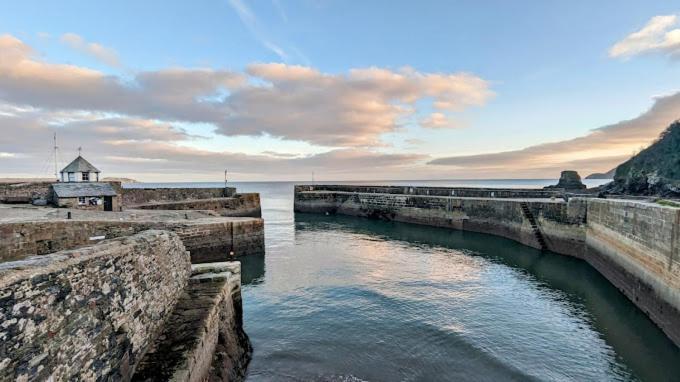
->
[[130, 181, 680, 381]]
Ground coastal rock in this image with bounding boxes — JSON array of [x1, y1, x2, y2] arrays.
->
[[603, 120, 680, 197], [545, 170, 586, 190]]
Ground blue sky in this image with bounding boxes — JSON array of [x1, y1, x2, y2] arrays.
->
[[1, 1, 679, 180]]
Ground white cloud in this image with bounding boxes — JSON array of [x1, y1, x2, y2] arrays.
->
[[0, 35, 493, 148], [421, 112, 454, 129], [60, 33, 121, 67], [609, 15, 680, 59]]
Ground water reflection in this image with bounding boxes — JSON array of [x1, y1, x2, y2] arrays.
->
[[241, 253, 266, 285], [237, 182, 679, 382], [290, 213, 680, 381]]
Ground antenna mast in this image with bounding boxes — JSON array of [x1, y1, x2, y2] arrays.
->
[[53, 132, 58, 181]]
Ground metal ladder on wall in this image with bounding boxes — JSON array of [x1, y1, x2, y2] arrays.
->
[[520, 201, 548, 251]]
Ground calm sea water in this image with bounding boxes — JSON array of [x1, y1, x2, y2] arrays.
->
[[127, 180, 680, 381]]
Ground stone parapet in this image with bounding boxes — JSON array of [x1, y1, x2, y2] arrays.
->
[[0, 182, 52, 203], [0, 230, 191, 381], [134, 193, 261, 218], [295, 184, 562, 199], [0, 216, 264, 263], [122, 187, 237, 207]]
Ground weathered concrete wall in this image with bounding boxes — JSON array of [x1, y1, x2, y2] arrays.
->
[[585, 199, 680, 344], [0, 182, 52, 203], [122, 187, 237, 207], [295, 184, 561, 199], [174, 219, 265, 264], [294, 186, 680, 346], [132, 262, 251, 382], [135, 193, 261, 218], [0, 230, 192, 381], [0, 217, 265, 263], [294, 189, 585, 256]]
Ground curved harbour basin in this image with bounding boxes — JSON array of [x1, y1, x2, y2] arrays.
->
[[162, 182, 680, 381]]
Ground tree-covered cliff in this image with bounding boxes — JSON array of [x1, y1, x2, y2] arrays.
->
[[607, 120, 680, 196]]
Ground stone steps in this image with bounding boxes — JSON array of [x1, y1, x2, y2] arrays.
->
[[131, 262, 251, 382], [520, 202, 548, 251]]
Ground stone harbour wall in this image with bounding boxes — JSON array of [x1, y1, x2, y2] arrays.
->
[[122, 187, 237, 207], [0, 230, 192, 381], [295, 184, 562, 199], [173, 218, 265, 264], [585, 199, 680, 344], [0, 217, 265, 263], [294, 186, 680, 346], [0, 182, 52, 203], [134, 193, 261, 218], [132, 262, 251, 382], [294, 189, 586, 256]]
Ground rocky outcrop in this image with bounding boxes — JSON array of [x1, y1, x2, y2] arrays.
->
[[604, 121, 680, 197], [545, 170, 586, 190]]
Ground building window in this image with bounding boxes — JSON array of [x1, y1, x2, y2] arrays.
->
[[82, 172, 89, 181], [78, 197, 86, 205], [68, 172, 75, 182]]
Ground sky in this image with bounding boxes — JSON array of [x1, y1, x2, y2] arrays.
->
[[1, 1, 680, 181]]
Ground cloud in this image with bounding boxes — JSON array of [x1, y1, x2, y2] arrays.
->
[[0, 106, 427, 180], [222, 64, 492, 146], [60, 33, 121, 67], [0, 35, 492, 147], [429, 91, 680, 177], [421, 112, 453, 129], [609, 15, 680, 59]]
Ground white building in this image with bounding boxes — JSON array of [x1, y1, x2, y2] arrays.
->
[[60, 156, 101, 183]]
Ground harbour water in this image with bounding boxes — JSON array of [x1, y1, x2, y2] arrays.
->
[[129, 180, 680, 381]]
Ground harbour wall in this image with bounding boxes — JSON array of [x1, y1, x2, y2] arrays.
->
[[0, 230, 191, 381], [0, 217, 265, 264], [132, 262, 251, 381], [294, 185, 680, 346], [134, 193, 262, 218], [0, 182, 52, 203], [122, 187, 237, 207], [0, 231, 252, 381], [301, 184, 562, 198]]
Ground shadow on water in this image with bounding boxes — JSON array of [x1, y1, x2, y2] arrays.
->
[[293, 213, 680, 382], [241, 253, 266, 286]]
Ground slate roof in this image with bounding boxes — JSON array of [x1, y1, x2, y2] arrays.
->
[[51, 183, 118, 198], [60, 156, 100, 173]]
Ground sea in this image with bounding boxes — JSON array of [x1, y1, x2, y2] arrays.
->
[[124, 179, 680, 381]]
